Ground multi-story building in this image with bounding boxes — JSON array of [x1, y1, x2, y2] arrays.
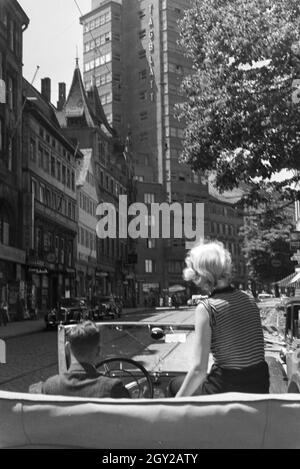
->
[[75, 148, 98, 300], [80, 0, 246, 303], [0, 0, 29, 316], [56, 62, 136, 305], [22, 77, 80, 314]]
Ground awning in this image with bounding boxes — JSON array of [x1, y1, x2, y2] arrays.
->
[[276, 271, 300, 287], [289, 271, 300, 285]]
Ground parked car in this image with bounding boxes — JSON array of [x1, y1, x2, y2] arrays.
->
[[91, 296, 120, 320], [45, 298, 87, 329], [257, 293, 274, 302]]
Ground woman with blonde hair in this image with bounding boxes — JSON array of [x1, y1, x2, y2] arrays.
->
[[169, 240, 269, 397]]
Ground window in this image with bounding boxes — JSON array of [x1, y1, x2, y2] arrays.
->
[[139, 131, 148, 142], [52, 192, 57, 210], [62, 165, 66, 184], [56, 160, 61, 181], [140, 111, 148, 121], [71, 171, 75, 191], [147, 239, 156, 249], [67, 168, 71, 188], [113, 94, 121, 102], [39, 184, 46, 204], [7, 76, 14, 111], [145, 259, 154, 273], [0, 209, 10, 245], [31, 179, 38, 199], [30, 139, 36, 162], [38, 146, 43, 168], [139, 29, 146, 39], [144, 193, 155, 204], [43, 151, 49, 173], [9, 20, 14, 51], [51, 156, 55, 177], [45, 189, 51, 207], [139, 70, 147, 81]]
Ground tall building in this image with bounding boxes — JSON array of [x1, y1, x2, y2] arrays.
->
[[57, 63, 136, 305], [0, 0, 29, 316], [22, 77, 80, 314], [80, 0, 246, 303]]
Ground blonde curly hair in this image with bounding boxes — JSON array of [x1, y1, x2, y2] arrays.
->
[[183, 240, 232, 294]]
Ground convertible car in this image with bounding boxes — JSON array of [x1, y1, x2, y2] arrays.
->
[[1, 318, 300, 449]]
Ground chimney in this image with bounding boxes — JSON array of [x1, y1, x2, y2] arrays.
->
[[41, 77, 51, 102], [57, 82, 66, 110]]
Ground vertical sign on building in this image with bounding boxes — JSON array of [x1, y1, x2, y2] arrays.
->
[[149, 4, 155, 102]]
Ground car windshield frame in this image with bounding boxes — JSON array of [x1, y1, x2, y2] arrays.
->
[[58, 321, 195, 376]]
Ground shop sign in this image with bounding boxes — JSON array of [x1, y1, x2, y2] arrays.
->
[[28, 268, 48, 274], [142, 283, 159, 292], [96, 271, 108, 278]]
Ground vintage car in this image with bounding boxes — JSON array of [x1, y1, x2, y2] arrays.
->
[[90, 296, 121, 321], [1, 318, 300, 449], [44, 297, 90, 329]]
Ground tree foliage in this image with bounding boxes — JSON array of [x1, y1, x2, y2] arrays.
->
[[177, 0, 300, 204], [239, 196, 295, 284]]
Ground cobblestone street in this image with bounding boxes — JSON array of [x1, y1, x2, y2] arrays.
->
[[0, 331, 58, 393]]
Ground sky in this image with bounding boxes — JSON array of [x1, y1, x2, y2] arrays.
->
[[18, 0, 91, 104]]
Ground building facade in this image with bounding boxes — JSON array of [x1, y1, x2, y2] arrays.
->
[[76, 148, 98, 300], [56, 63, 136, 305], [80, 0, 246, 303], [22, 78, 80, 314], [0, 0, 29, 317]]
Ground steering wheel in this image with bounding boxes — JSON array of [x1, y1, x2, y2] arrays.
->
[[97, 357, 154, 398]]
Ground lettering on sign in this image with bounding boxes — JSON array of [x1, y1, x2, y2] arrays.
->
[[148, 4, 155, 100]]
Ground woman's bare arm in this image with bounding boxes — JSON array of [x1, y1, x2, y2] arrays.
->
[[175, 303, 211, 397]]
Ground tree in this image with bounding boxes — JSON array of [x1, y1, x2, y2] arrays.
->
[[239, 196, 295, 286], [177, 0, 300, 205]]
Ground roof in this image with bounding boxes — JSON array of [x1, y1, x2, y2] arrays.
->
[[87, 85, 115, 135], [58, 63, 114, 136], [64, 63, 94, 127]]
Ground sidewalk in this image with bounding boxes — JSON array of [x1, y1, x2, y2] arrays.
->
[[0, 307, 154, 340]]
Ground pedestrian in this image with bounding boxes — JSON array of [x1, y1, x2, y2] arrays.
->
[[168, 240, 269, 397], [0, 301, 8, 326]]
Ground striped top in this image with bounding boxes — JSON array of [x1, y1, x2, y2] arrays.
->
[[203, 287, 265, 369]]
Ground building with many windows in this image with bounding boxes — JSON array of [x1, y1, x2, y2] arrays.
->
[[0, 0, 29, 317], [22, 77, 81, 314], [79, 0, 246, 303], [56, 62, 136, 305]]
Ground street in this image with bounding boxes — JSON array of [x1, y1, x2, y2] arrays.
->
[[0, 305, 287, 394], [0, 307, 195, 393]]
